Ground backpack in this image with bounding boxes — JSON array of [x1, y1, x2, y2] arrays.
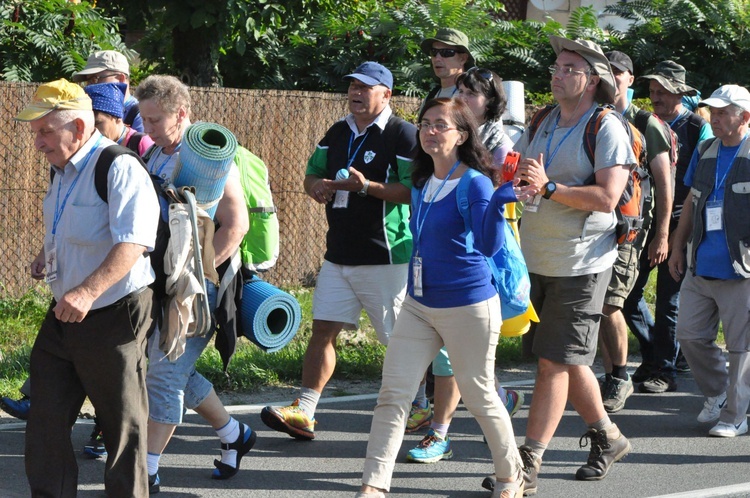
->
[[52, 144, 171, 299], [454, 169, 531, 319], [528, 104, 651, 245], [123, 102, 139, 128], [235, 146, 280, 273], [634, 109, 680, 181]]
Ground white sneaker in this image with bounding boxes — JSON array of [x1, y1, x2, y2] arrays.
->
[[709, 418, 748, 437], [697, 392, 728, 423]]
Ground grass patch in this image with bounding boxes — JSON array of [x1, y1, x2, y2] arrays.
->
[[2, 269, 718, 398]]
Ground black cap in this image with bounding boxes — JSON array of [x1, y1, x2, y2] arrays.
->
[[605, 50, 633, 74]]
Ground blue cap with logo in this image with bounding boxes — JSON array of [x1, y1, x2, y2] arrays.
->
[[343, 61, 393, 90]]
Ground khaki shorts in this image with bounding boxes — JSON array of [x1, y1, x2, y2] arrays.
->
[[530, 269, 611, 366], [604, 243, 641, 309], [312, 260, 408, 345]]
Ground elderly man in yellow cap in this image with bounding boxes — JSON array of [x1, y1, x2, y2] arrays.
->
[[16, 79, 159, 497]]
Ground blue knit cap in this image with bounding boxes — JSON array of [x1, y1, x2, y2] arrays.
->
[[84, 82, 127, 119]]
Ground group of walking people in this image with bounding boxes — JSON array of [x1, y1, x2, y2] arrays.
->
[[6, 24, 750, 498]]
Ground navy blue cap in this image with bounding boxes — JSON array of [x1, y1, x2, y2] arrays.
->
[[343, 61, 393, 90]]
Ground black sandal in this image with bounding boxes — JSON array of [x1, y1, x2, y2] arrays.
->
[[211, 423, 257, 480]]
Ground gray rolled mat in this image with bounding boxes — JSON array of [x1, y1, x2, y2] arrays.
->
[[173, 121, 238, 217]]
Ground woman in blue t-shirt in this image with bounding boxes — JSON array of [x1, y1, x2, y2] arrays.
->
[[357, 98, 524, 498]]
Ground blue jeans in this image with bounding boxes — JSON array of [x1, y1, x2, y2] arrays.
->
[[622, 223, 681, 376], [146, 282, 218, 425]]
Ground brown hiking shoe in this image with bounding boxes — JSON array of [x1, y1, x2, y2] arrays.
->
[[575, 426, 631, 480]]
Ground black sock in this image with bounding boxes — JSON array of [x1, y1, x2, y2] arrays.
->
[[612, 365, 628, 381]]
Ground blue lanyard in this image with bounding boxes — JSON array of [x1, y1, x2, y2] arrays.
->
[[714, 137, 746, 201], [414, 160, 461, 253], [52, 135, 103, 236], [347, 130, 370, 169], [544, 111, 587, 169], [151, 143, 181, 178]]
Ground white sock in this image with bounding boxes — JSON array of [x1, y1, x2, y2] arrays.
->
[[147, 452, 161, 476], [216, 418, 242, 468], [297, 387, 321, 419]]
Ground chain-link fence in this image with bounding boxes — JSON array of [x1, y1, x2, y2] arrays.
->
[[0, 81, 421, 298]]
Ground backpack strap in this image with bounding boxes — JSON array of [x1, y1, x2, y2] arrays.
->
[[684, 111, 705, 150], [634, 109, 652, 136], [582, 106, 612, 168], [526, 104, 557, 142], [93, 144, 146, 203], [125, 132, 146, 154], [123, 103, 140, 127], [455, 168, 482, 253]]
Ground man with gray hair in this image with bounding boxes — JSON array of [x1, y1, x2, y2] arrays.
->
[[669, 84, 750, 438], [16, 78, 159, 497], [496, 36, 634, 494]]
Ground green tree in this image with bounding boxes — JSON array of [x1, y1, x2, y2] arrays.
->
[[0, 0, 132, 82], [605, 0, 750, 95]]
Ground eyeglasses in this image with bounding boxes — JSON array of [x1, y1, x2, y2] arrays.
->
[[548, 65, 590, 77], [417, 122, 458, 133], [430, 48, 462, 58], [84, 72, 122, 85], [466, 67, 493, 82]]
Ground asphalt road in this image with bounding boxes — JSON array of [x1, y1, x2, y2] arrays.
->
[[2, 371, 750, 497]]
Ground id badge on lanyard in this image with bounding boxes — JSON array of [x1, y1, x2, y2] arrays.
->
[[706, 200, 723, 231], [412, 256, 423, 297], [45, 241, 58, 283]]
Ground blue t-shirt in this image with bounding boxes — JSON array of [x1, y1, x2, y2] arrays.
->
[[684, 141, 742, 279], [409, 174, 515, 308]]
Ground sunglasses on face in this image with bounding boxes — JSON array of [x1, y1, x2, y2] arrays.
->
[[548, 65, 591, 77], [430, 48, 462, 58]]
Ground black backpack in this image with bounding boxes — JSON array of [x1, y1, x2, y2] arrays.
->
[[50, 144, 170, 299]]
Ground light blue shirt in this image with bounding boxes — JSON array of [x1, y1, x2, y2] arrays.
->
[[43, 131, 159, 308]]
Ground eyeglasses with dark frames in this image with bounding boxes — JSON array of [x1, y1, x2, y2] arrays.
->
[[429, 48, 462, 58], [84, 72, 122, 85]]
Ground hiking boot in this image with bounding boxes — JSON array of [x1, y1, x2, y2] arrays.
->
[[405, 401, 433, 433], [709, 419, 748, 438], [602, 375, 633, 413], [260, 399, 316, 440], [504, 389, 524, 418], [82, 425, 107, 459], [148, 473, 160, 495], [519, 445, 541, 495], [631, 363, 652, 384], [406, 428, 452, 463], [575, 426, 631, 480], [639, 374, 677, 393], [0, 395, 30, 420], [697, 392, 728, 423]]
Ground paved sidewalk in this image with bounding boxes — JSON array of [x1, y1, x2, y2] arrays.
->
[[3, 372, 750, 497]]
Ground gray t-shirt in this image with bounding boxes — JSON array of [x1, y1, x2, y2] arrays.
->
[[515, 104, 636, 277]]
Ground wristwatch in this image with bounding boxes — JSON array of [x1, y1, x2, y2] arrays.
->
[[358, 179, 370, 197], [542, 181, 557, 199]]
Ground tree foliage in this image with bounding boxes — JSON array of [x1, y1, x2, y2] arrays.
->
[[0, 0, 132, 82], [605, 0, 750, 96]]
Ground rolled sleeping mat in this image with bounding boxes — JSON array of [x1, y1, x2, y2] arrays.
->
[[240, 276, 302, 353], [501, 80, 525, 144], [172, 121, 238, 218]]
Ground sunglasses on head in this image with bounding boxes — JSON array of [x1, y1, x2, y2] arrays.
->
[[430, 48, 462, 58], [466, 67, 493, 82]]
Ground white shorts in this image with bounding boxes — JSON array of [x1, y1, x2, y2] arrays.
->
[[312, 261, 408, 345]]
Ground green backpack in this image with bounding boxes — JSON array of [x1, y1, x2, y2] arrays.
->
[[235, 146, 279, 272]]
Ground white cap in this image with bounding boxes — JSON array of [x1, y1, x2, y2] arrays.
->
[[699, 84, 750, 112]]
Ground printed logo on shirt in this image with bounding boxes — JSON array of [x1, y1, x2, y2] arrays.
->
[[364, 151, 376, 164]]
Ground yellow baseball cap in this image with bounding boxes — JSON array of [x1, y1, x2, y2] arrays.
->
[[15, 79, 93, 122]]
